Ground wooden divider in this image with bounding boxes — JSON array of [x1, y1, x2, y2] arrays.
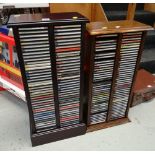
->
[[126, 3, 137, 20]]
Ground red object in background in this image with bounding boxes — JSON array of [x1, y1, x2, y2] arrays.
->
[[0, 33, 23, 91], [134, 69, 155, 92], [0, 33, 15, 67], [131, 69, 155, 107], [0, 86, 5, 91]]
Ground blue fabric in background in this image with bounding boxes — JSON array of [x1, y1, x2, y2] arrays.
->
[[0, 25, 9, 35]]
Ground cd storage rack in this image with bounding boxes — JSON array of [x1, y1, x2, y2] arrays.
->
[[88, 33, 118, 125], [110, 31, 144, 120], [8, 12, 89, 146], [55, 24, 82, 127], [85, 21, 152, 131]]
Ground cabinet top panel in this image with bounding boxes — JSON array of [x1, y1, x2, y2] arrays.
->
[[8, 12, 89, 27], [87, 20, 153, 35]]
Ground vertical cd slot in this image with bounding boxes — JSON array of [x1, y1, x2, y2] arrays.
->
[[19, 27, 57, 131], [54, 24, 82, 127], [89, 34, 118, 125], [110, 32, 142, 120]]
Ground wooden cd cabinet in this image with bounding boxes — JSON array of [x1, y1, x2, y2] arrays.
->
[[8, 13, 152, 146], [8, 12, 89, 146], [85, 21, 152, 131]]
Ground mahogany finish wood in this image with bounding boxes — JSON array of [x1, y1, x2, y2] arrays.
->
[[8, 12, 89, 146], [8, 12, 88, 26]]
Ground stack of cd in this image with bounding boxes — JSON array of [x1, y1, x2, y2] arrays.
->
[[19, 27, 56, 130], [90, 34, 118, 125], [110, 32, 142, 120], [54, 24, 81, 127]]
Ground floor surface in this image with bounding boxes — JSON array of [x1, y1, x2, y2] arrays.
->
[[0, 91, 155, 151]]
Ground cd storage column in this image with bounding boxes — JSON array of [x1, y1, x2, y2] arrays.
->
[[86, 21, 152, 131], [86, 33, 119, 125], [109, 31, 144, 120], [54, 24, 83, 127], [8, 13, 89, 146]]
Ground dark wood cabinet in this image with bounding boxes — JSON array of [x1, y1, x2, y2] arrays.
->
[[8, 12, 89, 146]]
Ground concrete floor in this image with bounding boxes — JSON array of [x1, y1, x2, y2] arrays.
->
[[0, 91, 155, 151]]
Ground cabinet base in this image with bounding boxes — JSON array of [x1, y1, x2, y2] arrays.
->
[[87, 117, 130, 133], [31, 123, 86, 146]]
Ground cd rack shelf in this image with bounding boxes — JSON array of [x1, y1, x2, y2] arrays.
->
[[8, 12, 88, 146], [86, 21, 152, 131]]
